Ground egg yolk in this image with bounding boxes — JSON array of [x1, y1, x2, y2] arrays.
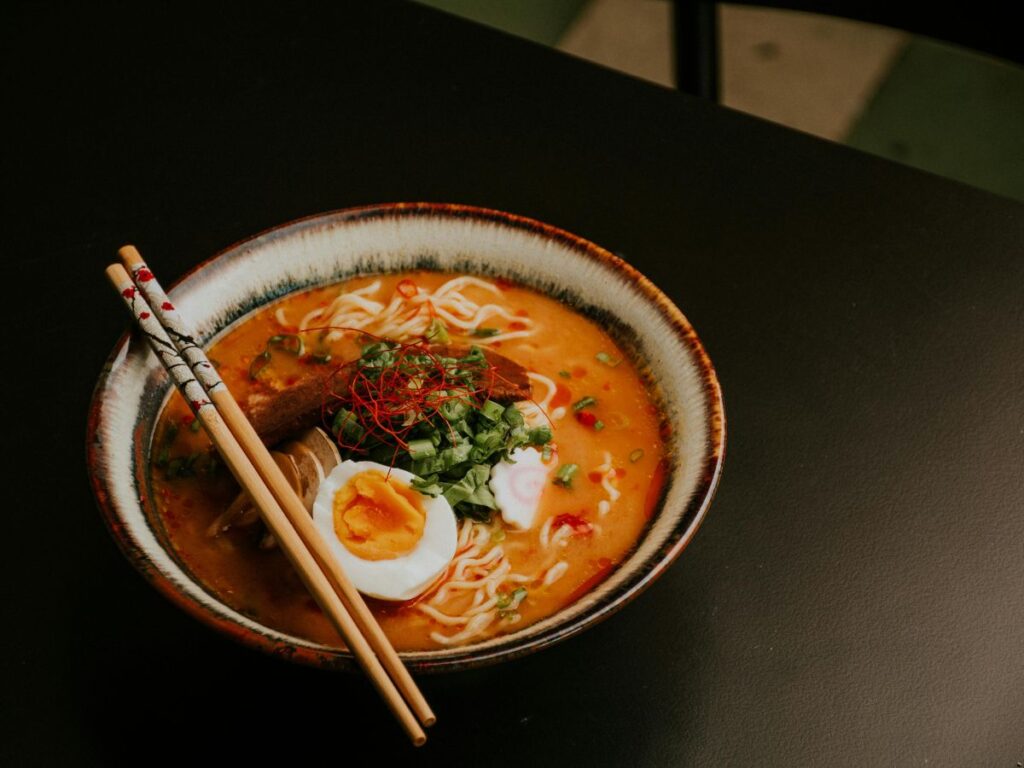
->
[[332, 471, 426, 560]]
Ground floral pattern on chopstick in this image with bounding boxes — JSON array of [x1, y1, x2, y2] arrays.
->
[[128, 261, 226, 394], [117, 274, 213, 418]]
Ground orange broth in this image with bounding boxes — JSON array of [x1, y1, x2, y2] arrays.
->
[[150, 272, 667, 650]]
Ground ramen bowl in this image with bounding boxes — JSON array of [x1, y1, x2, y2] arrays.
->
[[86, 203, 725, 671]]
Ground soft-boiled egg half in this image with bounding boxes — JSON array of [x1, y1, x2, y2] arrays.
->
[[489, 447, 551, 530], [312, 461, 457, 601]]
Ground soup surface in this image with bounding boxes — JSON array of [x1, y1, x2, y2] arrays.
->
[[151, 272, 667, 650]]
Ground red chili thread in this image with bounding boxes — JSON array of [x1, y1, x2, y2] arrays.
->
[[310, 327, 498, 458], [274, 323, 542, 471]]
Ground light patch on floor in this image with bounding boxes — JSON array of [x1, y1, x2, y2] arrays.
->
[[559, 0, 675, 87], [559, 0, 908, 141]]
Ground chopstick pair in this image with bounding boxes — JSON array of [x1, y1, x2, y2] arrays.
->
[[106, 247, 434, 746]]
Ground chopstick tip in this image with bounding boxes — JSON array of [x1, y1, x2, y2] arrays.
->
[[105, 262, 130, 285], [118, 244, 143, 266]]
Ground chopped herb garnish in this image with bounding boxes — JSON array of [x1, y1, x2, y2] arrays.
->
[[269, 334, 304, 356], [328, 342, 555, 520], [554, 463, 579, 487], [310, 353, 333, 364], [155, 423, 179, 467], [558, 370, 571, 379], [490, 527, 506, 543], [572, 396, 597, 412], [593, 420, 605, 431], [189, 418, 202, 433], [527, 425, 552, 444], [249, 333, 306, 379], [442, 464, 497, 511], [595, 351, 621, 367], [410, 476, 443, 497], [502, 404, 525, 427], [470, 327, 500, 338], [629, 449, 644, 463], [496, 586, 527, 611], [541, 444, 553, 462], [425, 317, 450, 343], [164, 451, 208, 479], [332, 408, 365, 443], [479, 399, 505, 423], [248, 350, 271, 379], [406, 439, 436, 461]]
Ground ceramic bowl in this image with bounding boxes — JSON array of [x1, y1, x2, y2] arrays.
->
[[87, 203, 725, 671]]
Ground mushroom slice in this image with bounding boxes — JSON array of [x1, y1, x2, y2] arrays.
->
[[212, 427, 342, 549], [278, 427, 342, 511], [207, 451, 301, 537]]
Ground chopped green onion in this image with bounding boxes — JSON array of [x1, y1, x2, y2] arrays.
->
[[527, 425, 552, 445], [310, 353, 333, 364], [595, 351, 620, 367], [541, 444, 553, 462], [332, 408, 365, 442], [426, 317, 450, 343], [248, 350, 271, 379], [502, 404, 525, 427], [497, 586, 527, 610], [165, 452, 201, 480], [269, 334, 304, 356], [554, 463, 579, 487], [189, 418, 202, 433], [439, 396, 471, 422], [558, 370, 571, 379], [201, 453, 220, 476], [157, 422, 180, 467], [572, 396, 597, 412], [469, 428, 505, 463], [470, 327, 500, 338], [411, 475, 443, 496], [407, 439, 436, 461], [479, 399, 505, 423], [629, 449, 645, 463], [593, 420, 605, 431], [511, 586, 527, 606]]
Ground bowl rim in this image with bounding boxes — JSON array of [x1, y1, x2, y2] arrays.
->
[[86, 202, 726, 672]]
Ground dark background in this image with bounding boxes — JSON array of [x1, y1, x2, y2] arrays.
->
[[4, 2, 1022, 765]]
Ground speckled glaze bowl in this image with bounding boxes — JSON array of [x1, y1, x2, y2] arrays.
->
[[87, 203, 725, 672]]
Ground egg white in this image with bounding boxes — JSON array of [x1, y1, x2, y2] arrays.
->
[[312, 461, 458, 601], [489, 447, 551, 530]]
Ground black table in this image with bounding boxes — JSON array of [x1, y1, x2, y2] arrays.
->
[[6, 3, 1023, 765]]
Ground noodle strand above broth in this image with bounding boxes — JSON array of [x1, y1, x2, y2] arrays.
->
[[151, 272, 667, 651]]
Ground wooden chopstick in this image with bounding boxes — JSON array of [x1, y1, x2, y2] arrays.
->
[[116, 246, 436, 729], [105, 263, 428, 746]]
